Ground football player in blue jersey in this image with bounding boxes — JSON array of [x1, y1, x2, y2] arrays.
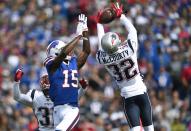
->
[[44, 14, 90, 131], [13, 68, 88, 131]]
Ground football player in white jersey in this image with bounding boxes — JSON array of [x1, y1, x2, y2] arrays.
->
[[96, 2, 154, 131], [13, 68, 88, 131]]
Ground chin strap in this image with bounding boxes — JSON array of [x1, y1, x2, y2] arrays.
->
[[66, 55, 72, 60]]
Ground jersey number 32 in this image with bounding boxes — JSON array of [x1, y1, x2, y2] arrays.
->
[[107, 58, 138, 82]]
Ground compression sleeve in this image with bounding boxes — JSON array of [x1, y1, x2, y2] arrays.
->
[[120, 14, 138, 51], [97, 23, 105, 50], [13, 82, 33, 107]]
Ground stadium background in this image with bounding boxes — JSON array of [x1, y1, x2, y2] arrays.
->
[[0, 0, 191, 131]]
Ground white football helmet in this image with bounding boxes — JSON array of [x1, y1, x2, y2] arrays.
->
[[46, 40, 72, 60], [101, 32, 121, 54]]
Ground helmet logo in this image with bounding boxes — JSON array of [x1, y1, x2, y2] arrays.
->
[[46, 40, 59, 54], [111, 34, 117, 46]]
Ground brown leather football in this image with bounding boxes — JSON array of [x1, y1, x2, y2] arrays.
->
[[99, 8, 115, 24]]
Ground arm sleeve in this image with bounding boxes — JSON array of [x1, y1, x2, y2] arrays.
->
[[78, 85, 85, 100], [120, 14, 138, 51], [97, 23, 105, 50], [13, 82, 33, 107]]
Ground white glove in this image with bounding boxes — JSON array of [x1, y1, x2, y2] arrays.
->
[[76, 14, 88, 37]]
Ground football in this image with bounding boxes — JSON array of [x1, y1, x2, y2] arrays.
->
[[99, 8, 115, 24]]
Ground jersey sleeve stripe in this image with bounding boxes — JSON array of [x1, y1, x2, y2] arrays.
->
[[43, 56, 54, 66], [96, 51, 101, 64], [44, 56, 54, 61], [31, 89, 36, 100], [44, 58, 54, 66], [127, 39, 134, 53], [43, 56, 53, 65]]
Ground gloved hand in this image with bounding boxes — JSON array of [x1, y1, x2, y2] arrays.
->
[[79, 78, 88, 90], [96, 10, 102, 23], [76, 14, 88, 37], [14, 68, 24, 82], [111, 1, 123, 18]]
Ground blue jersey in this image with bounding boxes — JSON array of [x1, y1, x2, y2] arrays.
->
[[44, 56, 79, 107]]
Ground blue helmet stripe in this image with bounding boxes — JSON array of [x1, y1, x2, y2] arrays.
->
[[47, 40, 59, 54]]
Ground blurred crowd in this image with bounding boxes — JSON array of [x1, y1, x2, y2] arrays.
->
[[0, 0, 191, 131]]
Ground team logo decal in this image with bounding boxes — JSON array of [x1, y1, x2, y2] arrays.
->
[[111, 34, 116, 46]]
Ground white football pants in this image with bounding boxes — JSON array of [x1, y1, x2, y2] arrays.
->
[[54, 104, 80, 131]]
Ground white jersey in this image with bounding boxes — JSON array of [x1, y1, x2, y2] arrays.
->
[[96, 14, 147, 98], [13, 82, 85, 131], [29, 90, 54, 131], [13, 83, 54, 131]]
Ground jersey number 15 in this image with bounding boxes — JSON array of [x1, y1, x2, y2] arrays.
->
[[63, 70, 78, 88]]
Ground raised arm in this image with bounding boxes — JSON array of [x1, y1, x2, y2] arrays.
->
[[77, 31, 90, 69], [47, 35, 82, 74], [76, 14, 91, 69], [112, 2, 138, 51], [96, 11, 105, 50], [13, 69, 33, 107], [97, 23, 105, 50], [46, 14, 89, 73], [13, 82, 33, 107], [120, 14, 137, 40]]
